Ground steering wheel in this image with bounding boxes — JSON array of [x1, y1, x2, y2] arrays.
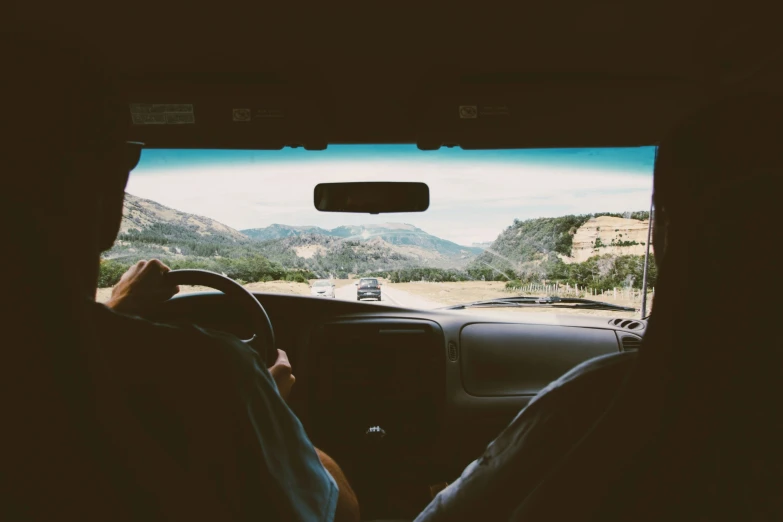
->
[[164, 269, 276, 365]]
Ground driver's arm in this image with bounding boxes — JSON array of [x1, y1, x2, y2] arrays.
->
[[269, 349, 360, 521], [229, 336, 357, 522], [317, 448, 361, 522], [105, 260, 359, 521]]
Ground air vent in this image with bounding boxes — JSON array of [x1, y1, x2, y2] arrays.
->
[[620, 335, 643, 352], [609, 318, 645, 331], [447, 342, 459, 362]]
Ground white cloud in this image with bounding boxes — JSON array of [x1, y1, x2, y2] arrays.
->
[[126, 159, 652, 245]]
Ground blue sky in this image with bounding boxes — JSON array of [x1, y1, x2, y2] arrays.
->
[[127, 145, 655, 245]]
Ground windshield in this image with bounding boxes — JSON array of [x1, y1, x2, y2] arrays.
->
[[313, 280, 331, 287], [359, 279, 379, 288], [98, 146, 656, 319]]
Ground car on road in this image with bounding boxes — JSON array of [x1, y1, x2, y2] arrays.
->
[[310, 279, 336, 298], [355, 278, 382, 301]]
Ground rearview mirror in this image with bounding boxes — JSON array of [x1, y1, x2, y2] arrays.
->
[[314, 182, 429, 214]]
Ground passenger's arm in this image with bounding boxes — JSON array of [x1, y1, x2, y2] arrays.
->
[[414, 353, 633, 522], [316, 448, 360, 522], [413, 398, 557, 522]]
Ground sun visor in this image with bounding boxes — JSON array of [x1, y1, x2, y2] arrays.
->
[[123, 73, 330, 150], [414, 74, 707, 150]]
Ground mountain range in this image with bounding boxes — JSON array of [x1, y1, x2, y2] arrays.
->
[[107, 193, 651, 284], [107, 194, 482, 275], [243, 223, 483, 260]]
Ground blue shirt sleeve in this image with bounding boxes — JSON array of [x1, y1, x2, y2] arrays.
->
[[245, 355, 338, 521], [210, 331, 339, 522], [92, 303, 337, 521]]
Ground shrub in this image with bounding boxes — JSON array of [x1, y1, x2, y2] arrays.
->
[[98, 260, 130, 287], [505, 280, 522, 291], [285, 272, 309, 283]]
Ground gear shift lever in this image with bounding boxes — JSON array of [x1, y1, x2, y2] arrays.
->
[[366, 425, 386, 442]]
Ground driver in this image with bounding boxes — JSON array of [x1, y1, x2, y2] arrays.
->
[[4, 39, 358, 521]]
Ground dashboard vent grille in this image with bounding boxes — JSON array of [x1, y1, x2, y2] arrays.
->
[[447, 342, 459, 362], [620, 335, 643, 352], [609, 318, 645, 331]]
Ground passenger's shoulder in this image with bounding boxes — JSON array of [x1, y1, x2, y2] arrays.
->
[[531, 352, 637, 409], [483, 352, 638, 461], [558, 351, 637, 387]]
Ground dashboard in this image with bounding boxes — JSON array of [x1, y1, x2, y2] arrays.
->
[[149, 291, 644, 520]]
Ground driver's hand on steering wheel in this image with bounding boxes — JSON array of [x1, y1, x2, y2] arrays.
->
[[107, 261, 293, 399], [105, 259, 179, 314], [269, 349, 295, 402]]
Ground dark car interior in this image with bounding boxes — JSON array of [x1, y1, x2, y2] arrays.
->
[[6, 2, 781, 520]]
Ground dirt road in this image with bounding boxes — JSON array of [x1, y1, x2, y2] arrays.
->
[[333, 281, 444, 309], [333, 281, 647, 318], [97, 279, 648, 319], [95, 280, 311, 303]]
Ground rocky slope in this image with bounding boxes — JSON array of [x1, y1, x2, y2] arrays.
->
[[560, 215, 654, 263], [466, 211, 653, 280]]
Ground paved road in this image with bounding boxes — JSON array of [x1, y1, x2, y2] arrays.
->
[[333, 282, 444, 310]]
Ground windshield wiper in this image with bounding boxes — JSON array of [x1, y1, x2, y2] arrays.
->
[[442, 296, 636, 312]]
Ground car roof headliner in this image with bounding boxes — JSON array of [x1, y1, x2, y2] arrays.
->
[[7, 1, 782, 149]]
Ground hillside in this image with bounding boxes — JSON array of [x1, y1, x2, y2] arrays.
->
[[242, 224, 331, 241], [328, 223, 483, 257], [122, 193, 246, 241], [255, 234, 422, 278], [108, 193, 257, 262], [102, 194, 300, 286], [466, 211, 653, 283]]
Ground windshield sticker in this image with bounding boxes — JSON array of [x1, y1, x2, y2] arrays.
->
[[459, 105, 478, 119], [130, 104, 195, 125], [232, 107, 285, 122], [479, 105, 511, 117], [252, 108, 285, 119], [233, 108, 251, 122]]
